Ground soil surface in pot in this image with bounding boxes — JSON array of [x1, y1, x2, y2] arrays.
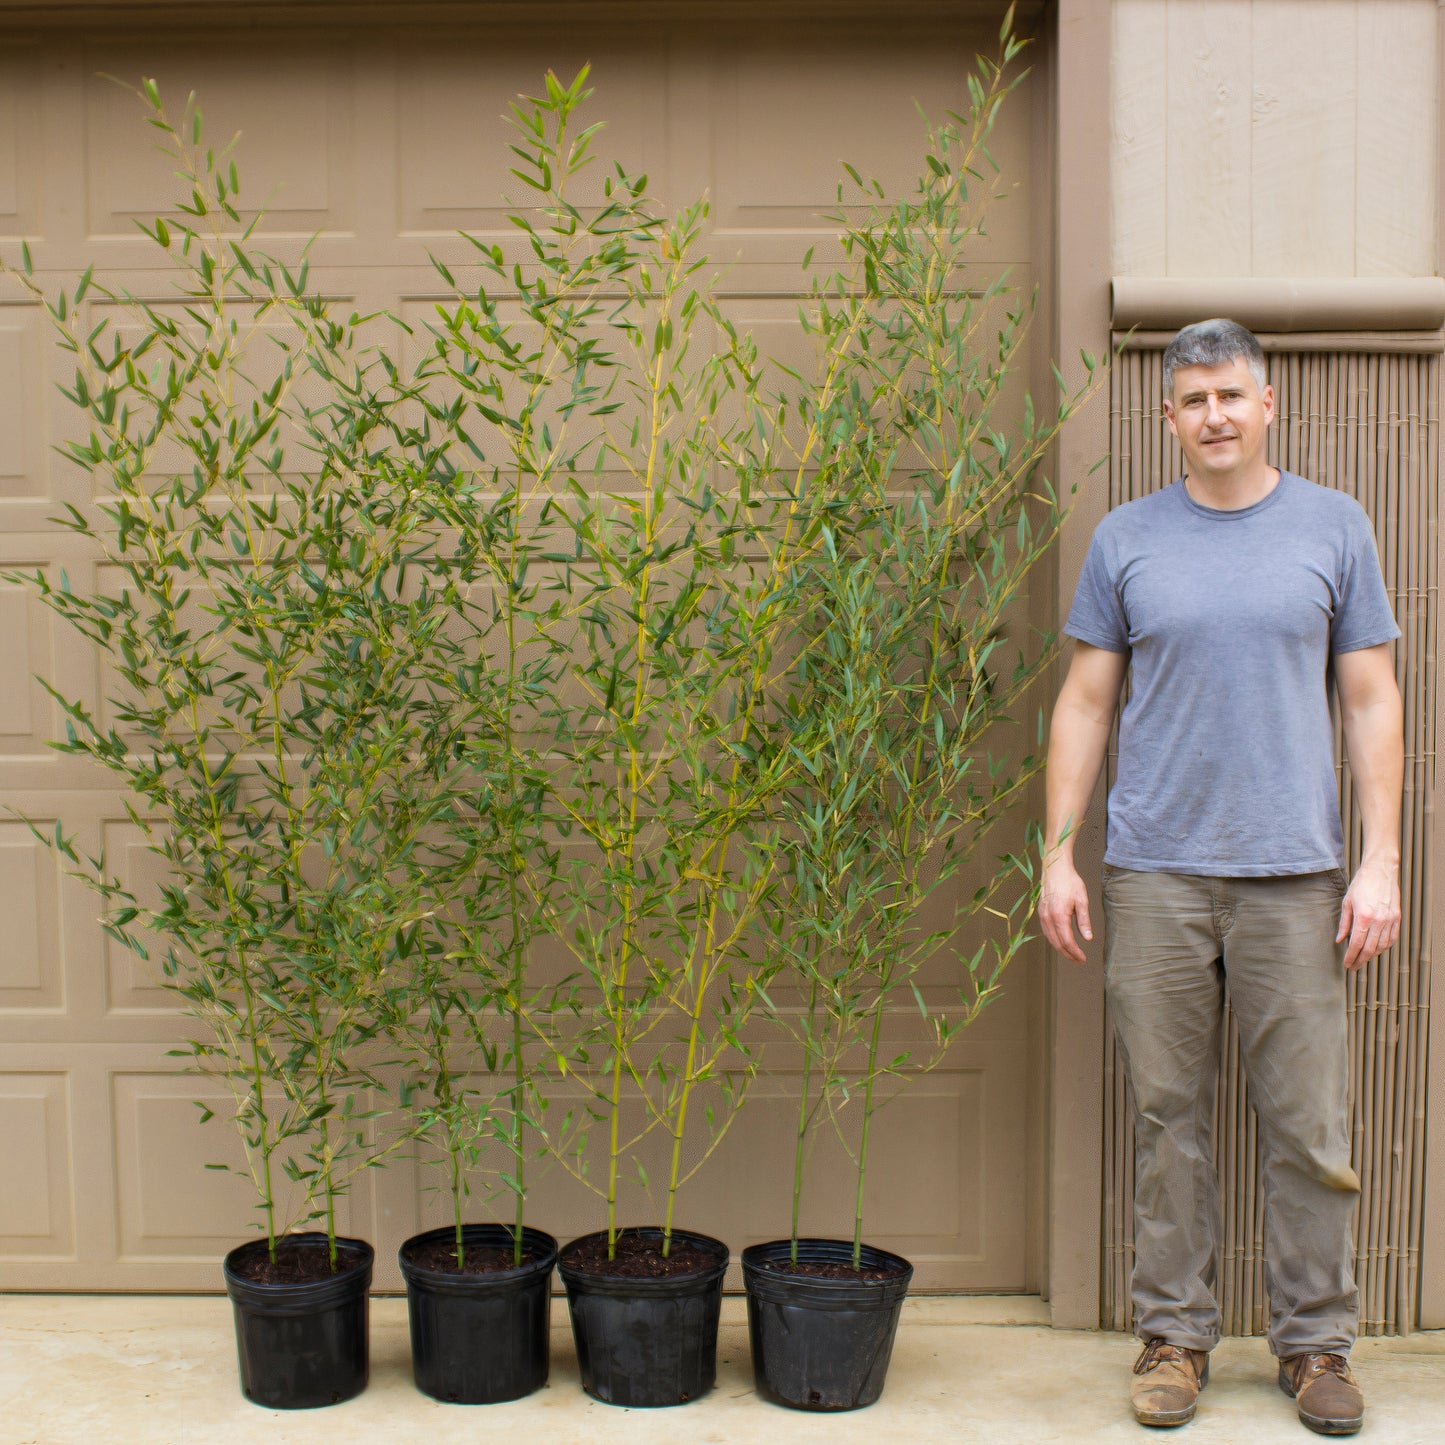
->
[[566, 1232, 717, 1279], [758, 1256, 910, 1283], [229, 1239, 369, 1286], [403, 1239, 544, 1274]]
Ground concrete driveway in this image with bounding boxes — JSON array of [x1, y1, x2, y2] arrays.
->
[[3, 1293, 1442, 1443]]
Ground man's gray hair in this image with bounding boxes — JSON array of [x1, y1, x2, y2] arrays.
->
[[1162, 318, 1267, 397]]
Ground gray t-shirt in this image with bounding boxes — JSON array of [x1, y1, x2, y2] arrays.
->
[[1065, 471, 1399, 876]]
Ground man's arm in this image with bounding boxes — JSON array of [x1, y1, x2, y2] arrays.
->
[[1334, 643, 1404, 970], [1037, 640, 1129, 964]]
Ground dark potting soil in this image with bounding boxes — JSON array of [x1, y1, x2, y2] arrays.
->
[[230, 1240, 368, 1286], [405, 1239, 542, 1275], [761, 1256, 909, 1283], [565, 1232, 718, 1280]]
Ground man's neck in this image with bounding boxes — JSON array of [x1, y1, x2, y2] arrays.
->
[[1182, 463, 1281, 512]]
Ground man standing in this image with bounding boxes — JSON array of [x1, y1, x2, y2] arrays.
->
[[1039, 319, 1403, 1436]]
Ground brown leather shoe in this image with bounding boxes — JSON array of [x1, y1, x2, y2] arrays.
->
[[1278, 1352, 1364, 1435], [1131, 1337, 1210, 1427]]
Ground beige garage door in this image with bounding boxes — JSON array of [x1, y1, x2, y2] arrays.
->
[[0, 4, 1047, 1292]]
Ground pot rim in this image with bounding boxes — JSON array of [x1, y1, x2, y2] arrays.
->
[[398, 1222, 558, 1290], [558, 1225, 730, 1293], [223, 1231, 374, 1314], [741, 1237, 913, 1308]]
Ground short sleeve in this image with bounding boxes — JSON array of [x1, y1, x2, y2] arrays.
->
[[1064, 527, 1131, 653], [1331, 509, 1401, 654]]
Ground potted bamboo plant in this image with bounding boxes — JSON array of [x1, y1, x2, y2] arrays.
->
[[3, 86, 455, 1409], [743, 20, 1096, 1412], [388, 834, 561, 1405], [542, 257, 795, 1406], [443, 70, 805, 1410], [376, 72, 647, 1406]]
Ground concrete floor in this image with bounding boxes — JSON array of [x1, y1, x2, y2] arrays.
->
[[2, 1293, 1443, 1444]]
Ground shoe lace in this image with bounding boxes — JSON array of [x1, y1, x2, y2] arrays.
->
[[1134, 1339, 1191, 1376], [1297, 1352, 1352, 1383]]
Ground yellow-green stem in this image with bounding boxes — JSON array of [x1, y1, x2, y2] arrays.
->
[[310, 1000, 337, 1268], [661, 931, 711, 1258], [242, 962, 278, 1262], [188, 692, 278, 1260], [607, 1022, 624, 1257], [503, 472, 527, 1267], [434, 1039, 464, 1267], [790, 970, 821, 1265], [852, 995, 888, 1270]]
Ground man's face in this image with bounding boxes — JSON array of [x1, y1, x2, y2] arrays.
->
[[1163, 355, 1275, 481]]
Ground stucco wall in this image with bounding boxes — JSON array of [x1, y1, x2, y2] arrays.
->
[[1112, 0, 1438, 278]]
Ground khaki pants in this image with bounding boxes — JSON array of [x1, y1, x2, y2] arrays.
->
[[1102, 866, 1359, 1357]]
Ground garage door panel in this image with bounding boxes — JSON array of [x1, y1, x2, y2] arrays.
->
[[714, 293, 1032, 456], [101, 818, 183, 1016], [397, 34, 670, 239], [752, 991, 1033, 1044], [714, 37, 990, 216], [0, 580, 52, 745], [111, 1071, 371, 1262], [402, 1080, 689, 1280], [0, 45, 42, 236], [0, 305, 91, 531], [689, 1042, 1026, 1288], [703, 1075, 984, 1245], [707, 28, 1033, 270], [0, 820, 62, 1012], [0, 309, 47, 505], [0, 1072, 75, 1258], [81, 40, 358, 243]]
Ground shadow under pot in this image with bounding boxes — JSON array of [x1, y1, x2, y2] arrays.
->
[[222, 1232, 373, 1410], [741, 1237, 913, 1411], [398, 1223, 558, 1404], [557, 1226, 730, 1408]]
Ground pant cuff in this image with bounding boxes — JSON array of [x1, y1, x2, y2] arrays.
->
[[1270, 1341, 1354, 1360], [1137, 1328, 1218, 1353]]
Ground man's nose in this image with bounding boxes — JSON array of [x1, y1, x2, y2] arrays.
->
[[1204, 392, 1227, 425]]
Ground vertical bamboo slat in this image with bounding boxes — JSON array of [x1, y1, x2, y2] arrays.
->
[[1101, 345, 1437, 1336]]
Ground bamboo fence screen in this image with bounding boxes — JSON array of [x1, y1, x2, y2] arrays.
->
[[1101, 343, 1437, 1335]]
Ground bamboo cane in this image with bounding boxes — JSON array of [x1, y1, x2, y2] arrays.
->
[[1401, 352, 1437, 1330]]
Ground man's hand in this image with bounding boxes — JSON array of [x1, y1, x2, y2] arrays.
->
[[1337, 857, 1401, 970], [1038, 855, 1094, 965]]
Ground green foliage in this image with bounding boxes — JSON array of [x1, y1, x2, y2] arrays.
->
[[381, 66, 651, 1266], [759, 24, 1097, 1266], [4, 14, 1091, 1274], [422, 69, 809, 1258], [2, 84, 459, 1262]]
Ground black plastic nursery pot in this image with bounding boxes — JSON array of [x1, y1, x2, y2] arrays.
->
[[557, 1226, 730, 1408], [398, 1223, 558, 1404], [222, 1232, 373, 1410], [742, 1237, 914, 1411]]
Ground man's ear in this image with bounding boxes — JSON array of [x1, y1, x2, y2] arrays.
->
[[1162, 398, 1178, 437], [1261, 382, 1276, 425]]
